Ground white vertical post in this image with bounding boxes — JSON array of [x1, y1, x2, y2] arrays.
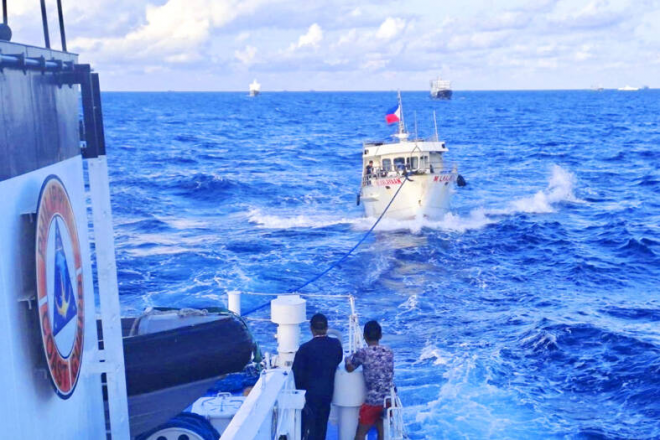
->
[[227, 291, 241, 315], [87, 156, 130, 439], [270, 295, 306, 368]]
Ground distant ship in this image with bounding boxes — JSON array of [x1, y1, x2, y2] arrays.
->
[[430, 76, 452, 99], [249, 79, 261, 96], [590, 85, 604, 92], [641, 85, 650, 90], [618, 85, 639, 91]]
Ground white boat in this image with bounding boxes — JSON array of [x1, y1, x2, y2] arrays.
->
[[249, 79, 261, 96], [618, 85, 639, 91], [359, 92, 462, 220], [430, 76, 452, 99]]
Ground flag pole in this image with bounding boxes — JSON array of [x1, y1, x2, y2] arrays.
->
[[398, 90, 405, 136]]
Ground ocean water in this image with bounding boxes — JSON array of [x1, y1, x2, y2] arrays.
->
[[102, 90, 660, 439]]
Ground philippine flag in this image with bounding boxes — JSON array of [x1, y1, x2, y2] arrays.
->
[[385, 104, 401, 125]]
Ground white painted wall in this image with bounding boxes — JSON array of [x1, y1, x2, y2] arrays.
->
[[0, 156, 107, 439]]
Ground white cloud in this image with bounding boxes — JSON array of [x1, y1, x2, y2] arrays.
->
[[574, 44, 594, 61], [350, 8, 362, 17], [295, 23, 323, 49], [236, 31, 251, 42], [66, 0, 269, 64], [9, 0, 658, 90], [338, 29, 357, 45], [376, 17, 406, 40], [235, 45, 257, 65]]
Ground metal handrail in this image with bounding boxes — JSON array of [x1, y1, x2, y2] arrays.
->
[[364, 136, 443, 146], [362, 166, 452, 184], [1, 0, 67, 51]]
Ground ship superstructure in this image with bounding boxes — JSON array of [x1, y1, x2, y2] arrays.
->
[[249, 79, 261, 96], [430, 76, 452, 99]]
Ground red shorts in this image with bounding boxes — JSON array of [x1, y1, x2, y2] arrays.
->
[[358, 404, 384, 426]]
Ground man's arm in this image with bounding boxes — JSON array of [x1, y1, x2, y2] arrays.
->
[[345, 348, 363, 373], [292, 346, 306, 389]]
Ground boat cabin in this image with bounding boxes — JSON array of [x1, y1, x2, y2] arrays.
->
[[362, 138, 448, 183]]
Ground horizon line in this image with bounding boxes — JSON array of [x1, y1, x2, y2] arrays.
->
[[100, 88, 656, 93]]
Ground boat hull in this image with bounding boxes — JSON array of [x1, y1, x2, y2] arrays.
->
[[431, 90, 452, 100], [360, 173, 456, 220]]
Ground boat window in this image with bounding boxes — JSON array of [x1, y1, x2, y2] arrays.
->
[[410, 156, 419, 169], [382, 159, 392, 172], [393, 157, 405, 171]]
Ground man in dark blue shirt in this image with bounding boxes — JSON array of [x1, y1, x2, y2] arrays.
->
[[292, 313, 343, 440]]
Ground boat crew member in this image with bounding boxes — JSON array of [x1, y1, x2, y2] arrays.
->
[[292, 313, 343, 440], [366, 161, 374, 177], [345, 320, 394, 440]]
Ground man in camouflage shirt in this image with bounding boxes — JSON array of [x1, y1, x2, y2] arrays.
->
[[345, 320, 394, 440]]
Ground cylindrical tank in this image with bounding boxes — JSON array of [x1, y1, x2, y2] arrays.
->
[[227, 291, 241, 316], [270, 295, 306, 368], [332, 361, 367, 440]]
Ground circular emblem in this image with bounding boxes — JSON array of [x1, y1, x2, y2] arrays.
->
[[35, 176, 85, 399]]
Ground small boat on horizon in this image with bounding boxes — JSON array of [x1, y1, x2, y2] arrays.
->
[[618, 85, 639, 91], [249, 79, 261, 96]]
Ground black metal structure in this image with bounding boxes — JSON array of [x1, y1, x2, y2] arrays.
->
[[0, 42, 79, 182], [56, 0, 66, 51], [39, 0, 50, 48], [0, 41, 106, 181], [1, 0, 67, 50]]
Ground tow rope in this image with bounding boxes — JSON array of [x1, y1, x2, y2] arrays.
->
[[242, 174, 410, 316]]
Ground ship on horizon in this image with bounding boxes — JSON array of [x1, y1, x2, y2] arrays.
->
[[249, 79, 261, 96], [430, 75, 452, 99]]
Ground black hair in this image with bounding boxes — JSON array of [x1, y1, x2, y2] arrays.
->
[[363, 320, 382, 341], [310, 313, 328, 331]]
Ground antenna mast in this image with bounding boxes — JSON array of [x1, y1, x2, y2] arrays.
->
[[397, 90, 406, 135], [433, 110, 439, 141], [414, 111, 418, 139]]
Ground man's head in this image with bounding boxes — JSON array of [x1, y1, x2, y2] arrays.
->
[[363, 320, 382, 342], [369, 160, 373, 165], [310, 313, 328, 335]]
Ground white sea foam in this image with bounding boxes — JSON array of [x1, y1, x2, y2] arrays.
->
[[487, 165, 579, 215], [417, 345, 453, 366], [246, 166, 578, 233], [247, 209, 358, 229]]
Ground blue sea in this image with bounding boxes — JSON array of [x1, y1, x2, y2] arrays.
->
[[102, 90, 660, 439]]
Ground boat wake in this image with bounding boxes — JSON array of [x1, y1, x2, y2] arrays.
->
[[247, 209, 357, 229], [247, 165, 579, 234]]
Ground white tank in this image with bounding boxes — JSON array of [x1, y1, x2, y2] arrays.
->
[[270, 295, 306, 368], [332, 361, 367, 440]]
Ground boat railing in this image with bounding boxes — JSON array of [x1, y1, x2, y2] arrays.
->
[[383, 388, 407, 440], [364, 136, 441, 147], [362, 166, 453, 185]]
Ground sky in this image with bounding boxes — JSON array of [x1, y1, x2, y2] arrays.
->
[[7, 0, 660, 91]]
